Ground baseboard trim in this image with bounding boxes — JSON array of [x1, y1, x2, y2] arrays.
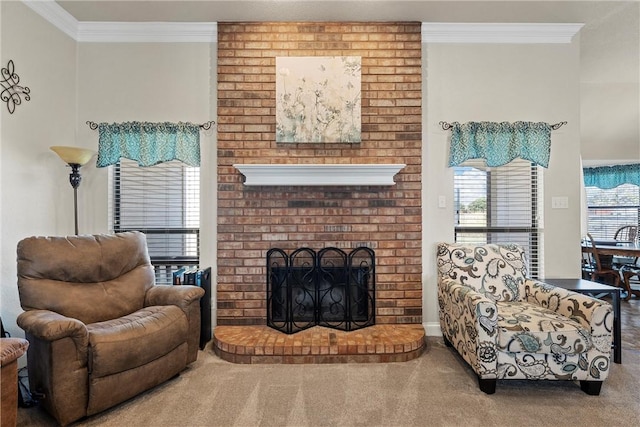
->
[[424, 322, 441, 337]]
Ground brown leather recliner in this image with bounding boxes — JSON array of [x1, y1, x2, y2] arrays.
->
[[16, 231, 205, 426]]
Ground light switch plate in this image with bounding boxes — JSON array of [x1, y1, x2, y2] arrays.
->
[[438, 196, 446, 208], [551, 196, 569, 209]]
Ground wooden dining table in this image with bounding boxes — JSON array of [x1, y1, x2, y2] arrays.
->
[[581, 240, 640, 258]]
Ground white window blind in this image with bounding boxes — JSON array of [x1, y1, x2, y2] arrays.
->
[[453, 159, 544, 278], [109, 159, 200, 284], [585, 184, 640, 240]]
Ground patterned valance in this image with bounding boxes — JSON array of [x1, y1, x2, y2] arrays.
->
[[448, 121, 552, 168], [96, 121, 201, 168], [583, 163, 640, 189]]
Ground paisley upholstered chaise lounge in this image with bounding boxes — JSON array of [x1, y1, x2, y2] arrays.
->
[[437, 242, 613, 395]]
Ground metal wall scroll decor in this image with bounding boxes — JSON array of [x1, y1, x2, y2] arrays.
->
[[1, 60, 31, 114]]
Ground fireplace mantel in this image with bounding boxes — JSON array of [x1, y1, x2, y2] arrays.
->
[[232, 163, 406, 186]]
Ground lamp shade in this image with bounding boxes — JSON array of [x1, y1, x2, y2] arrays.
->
[[50, 146, 96, 166]]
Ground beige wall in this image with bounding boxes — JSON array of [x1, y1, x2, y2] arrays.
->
[[76, 41, 217, 321], [422, 41, 582, 333], [76, 42, 213, 233], [0, 4, 216, 335], [580, 2, 640, 163], [0, 1, 77, 335]]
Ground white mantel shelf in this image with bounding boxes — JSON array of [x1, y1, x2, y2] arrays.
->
[[233, 164, 406, 186]]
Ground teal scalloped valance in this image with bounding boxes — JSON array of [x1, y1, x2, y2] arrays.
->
[[583, 163, 640, 189], [96, 121, 201, 168], [448, 121, 552, 168]]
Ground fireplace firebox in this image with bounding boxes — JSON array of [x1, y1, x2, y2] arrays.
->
[[267, 247, 375, 334]]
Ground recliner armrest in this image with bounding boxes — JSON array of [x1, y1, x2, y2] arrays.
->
[[0, 337, 29, 366], [17, 310, 88, 358], [145, 285, 206, 362], [145, 285, 205, 312]]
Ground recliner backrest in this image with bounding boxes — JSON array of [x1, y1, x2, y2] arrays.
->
[[437, 242, 529, 301], [17, 231, 155, 324]]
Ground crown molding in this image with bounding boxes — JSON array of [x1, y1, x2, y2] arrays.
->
[[22, 0, 78, 40], [22, 2, 577, 45], [20, 0, 217, 43], [421, 22, 584, 44], [77, 22, 218, 43]]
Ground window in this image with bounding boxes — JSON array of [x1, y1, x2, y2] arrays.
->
[[453, 159, 544, 278], [585, 184, 640, 240], [109, 159, 200, 285]]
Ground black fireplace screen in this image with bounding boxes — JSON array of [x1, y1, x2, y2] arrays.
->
[[267, 247, 375, 334]]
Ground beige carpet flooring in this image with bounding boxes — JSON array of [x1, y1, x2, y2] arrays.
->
[[17, 298, 640, 427]]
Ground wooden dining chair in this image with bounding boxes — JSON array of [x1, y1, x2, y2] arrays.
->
[[613, 225, 639, 267], [614, 225, 638, 243], [583, 233, 621, 289], [619, 266, 640, 301], [613, 225, 639, 300]]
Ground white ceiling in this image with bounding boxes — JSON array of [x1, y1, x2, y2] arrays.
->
[[51, 0, 640, 161], [53, 0, 630, 25]]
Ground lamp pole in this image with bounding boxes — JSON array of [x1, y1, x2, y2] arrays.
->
[[69, 163, 81, 235]]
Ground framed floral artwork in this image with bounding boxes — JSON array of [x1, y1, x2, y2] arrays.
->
[[276, 56, 361, 143]]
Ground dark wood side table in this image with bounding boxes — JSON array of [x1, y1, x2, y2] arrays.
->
[[544, 278, 621, 364]]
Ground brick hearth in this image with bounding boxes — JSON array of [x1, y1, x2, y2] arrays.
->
[[212, 324, 426, 364]]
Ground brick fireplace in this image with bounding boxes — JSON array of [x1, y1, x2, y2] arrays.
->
[[216, 22, 423, 336]]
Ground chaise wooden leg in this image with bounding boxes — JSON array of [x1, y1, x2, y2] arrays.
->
[[442, 335, 453, 347], [580, 380, 603, 395], [478, 377, 496, 394]]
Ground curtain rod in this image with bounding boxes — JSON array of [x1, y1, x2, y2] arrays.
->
[[439, 121, 567, 131], [86, 120, 216, 130]]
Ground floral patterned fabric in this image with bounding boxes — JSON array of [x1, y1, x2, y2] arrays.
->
[[496, 301, 591, 354], [448, 121, 552, 168], [437, 242, 613, 385], [96, 121, 201, 168], [436, 242, 528, 301]]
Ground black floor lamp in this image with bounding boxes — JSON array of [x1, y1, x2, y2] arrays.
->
[[50, 146, 96, 235]]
